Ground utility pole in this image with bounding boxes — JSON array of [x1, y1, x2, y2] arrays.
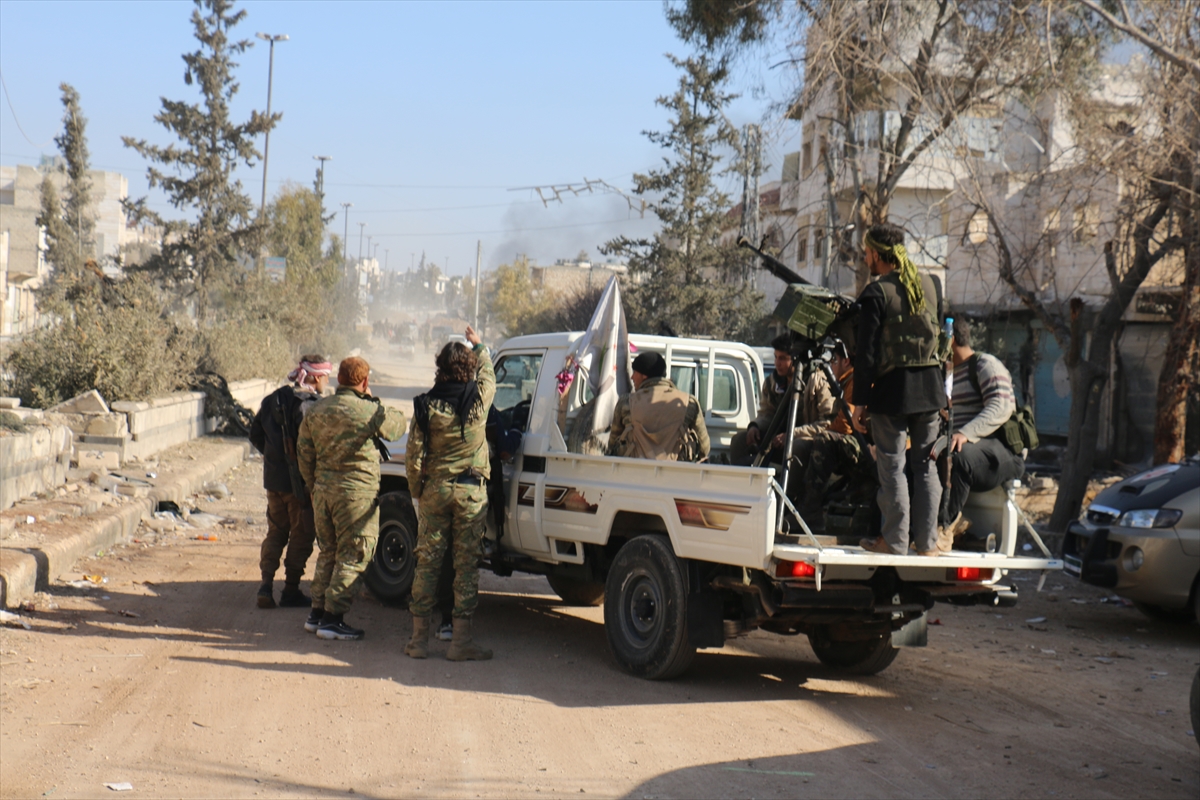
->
[[358, 222, 366, 262], [366, 235, 373, 265], [384, 248, 389, 272], [256, 33, 289, 217], [340, 202, 352, 261], [473, 239, 482, 328], [739, 124, 761, 288], [313, 155, 332, 209]]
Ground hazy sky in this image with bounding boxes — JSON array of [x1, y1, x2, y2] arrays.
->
[[0, 0, 802, 275]]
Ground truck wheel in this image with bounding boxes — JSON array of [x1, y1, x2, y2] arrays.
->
[[547, 574, 605, 606], [808, 629, 899, 676], [365, 492, 417, 606], [604, 535, 695, 680], [1190, 667, 1200, 750]]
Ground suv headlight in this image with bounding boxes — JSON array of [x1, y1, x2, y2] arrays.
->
[[1117, 508, 1183, 529]]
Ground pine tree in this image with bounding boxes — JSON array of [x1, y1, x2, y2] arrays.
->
[[602, 55, 763, 340], [122, 0, 276, 323], [56, 83, 93, 259]]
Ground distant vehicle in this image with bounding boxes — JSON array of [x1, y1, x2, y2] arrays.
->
[[1063, 455, 1200, 622]]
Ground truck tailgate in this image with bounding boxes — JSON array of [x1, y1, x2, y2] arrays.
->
[[772, 542, 1061, 583]]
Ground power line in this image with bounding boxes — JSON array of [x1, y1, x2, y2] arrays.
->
[[0, 69, 54, 148], [368, 216, 654, 238]]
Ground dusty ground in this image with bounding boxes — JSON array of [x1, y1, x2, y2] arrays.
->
[[1, 340, 1197, 799]]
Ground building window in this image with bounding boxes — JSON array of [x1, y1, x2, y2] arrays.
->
[[813, 217, 826, 260], [1043, 208, 1061, 259], [797, 233, 808, 264], [801, 140, 813, 176], [1073, 204, 1099, 243], [965, 210, 989, 245]]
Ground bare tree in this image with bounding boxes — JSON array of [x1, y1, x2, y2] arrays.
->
[[671, 0, 1104, 290], [955, 4, 1196, 529]]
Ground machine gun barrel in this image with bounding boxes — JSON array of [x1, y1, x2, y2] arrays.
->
[[737, 236, 811, 287]]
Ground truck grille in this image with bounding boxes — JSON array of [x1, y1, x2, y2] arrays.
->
[[1086, 508, 1117, 525]]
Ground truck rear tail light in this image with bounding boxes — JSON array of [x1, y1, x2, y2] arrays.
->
[[949, 567, 994, 582], [776, 560, 816, 578]]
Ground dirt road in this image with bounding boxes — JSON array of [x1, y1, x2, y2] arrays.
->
[[1, 342, 1197, 799]]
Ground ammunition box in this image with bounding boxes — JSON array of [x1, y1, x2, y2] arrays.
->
[[773, 283, 853, 340]]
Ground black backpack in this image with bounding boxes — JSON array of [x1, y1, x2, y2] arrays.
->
[[966, 355, 1039, 455]]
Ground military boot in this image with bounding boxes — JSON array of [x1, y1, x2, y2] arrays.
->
[[256, 580, 276, 609], [404, 615, 431, 659], [446, 616, 493, 662]]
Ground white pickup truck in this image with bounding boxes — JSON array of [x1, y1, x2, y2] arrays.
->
[[368, 332, 1062, 679]]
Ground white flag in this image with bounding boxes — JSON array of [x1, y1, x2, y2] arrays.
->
[[556, 276, 631, 445]]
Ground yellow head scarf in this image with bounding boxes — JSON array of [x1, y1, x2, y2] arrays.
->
[[865, 230, 926, 314]]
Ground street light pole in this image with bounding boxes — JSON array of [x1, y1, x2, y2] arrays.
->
[[256, 32, 289, 216], [340, 202, 352, 261], [313, 155, 332, 208], [358, 222, 366, 262], [367, 236, 373, 263]]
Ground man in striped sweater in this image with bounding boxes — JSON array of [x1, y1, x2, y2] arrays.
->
[[942, 320, 1026, 545]]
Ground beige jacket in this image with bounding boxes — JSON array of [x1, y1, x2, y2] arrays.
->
[[609, 378, 710, 462]]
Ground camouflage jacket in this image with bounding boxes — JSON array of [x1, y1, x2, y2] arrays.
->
[[297, 387, 407, 495], [406, 345, 496, 498], [752, 368, 835, 439]]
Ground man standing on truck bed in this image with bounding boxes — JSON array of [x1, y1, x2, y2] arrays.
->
[[609, 351, 710, 462], [405, 325, 497, 661], [851, 222, 946, 557], [297, 356, 407, 640], [249, 355, 331, 610], [939, 319, 1025, 549]]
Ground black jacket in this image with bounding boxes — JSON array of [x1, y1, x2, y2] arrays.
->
[[249, 385, 310, 496]]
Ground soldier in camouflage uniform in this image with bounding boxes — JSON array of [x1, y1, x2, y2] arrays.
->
[[405, 325, 497, 661], [297, 356, 406, 640]]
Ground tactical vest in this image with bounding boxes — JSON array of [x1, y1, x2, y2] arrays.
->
[[876, 271, 941, 376]]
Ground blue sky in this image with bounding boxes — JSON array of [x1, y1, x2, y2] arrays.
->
[[0, 0, 801, 274]]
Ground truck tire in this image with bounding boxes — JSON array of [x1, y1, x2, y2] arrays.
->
[[808, 629, 900, 676], [364, 492, 418, 606], [547, 574, 605, 606], [1190, 666, 1200, 749], [604, 535, 695, 680]]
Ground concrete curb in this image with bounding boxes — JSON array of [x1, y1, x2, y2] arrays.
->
[[0, 438, 251, 608]]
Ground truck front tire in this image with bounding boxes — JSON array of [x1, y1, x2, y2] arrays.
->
[[807, 628, 899, 676], [365, 491, 418, 605], [546, 574, 605, 606], [604, 535, 696, 680]]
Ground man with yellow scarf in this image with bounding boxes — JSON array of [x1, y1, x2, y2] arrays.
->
[[850, 223, 946, 557]]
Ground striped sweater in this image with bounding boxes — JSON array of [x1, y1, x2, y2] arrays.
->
[[951, 353, 1015, 442]]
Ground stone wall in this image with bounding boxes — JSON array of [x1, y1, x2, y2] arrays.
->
[[0, 379, 277, 510], [0, 425, 73, 510]]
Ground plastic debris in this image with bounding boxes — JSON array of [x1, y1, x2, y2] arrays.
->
[[104, 783, 133, 792], [146, 472, 157, 479], [202, 482, 230, 499], [117, 610, 140, 618], [24, 515, 35, 524], [187, 512, 225, 529], [193, 533, 219, 542], [82, 574, 107, 585], [1025, 616, 1047, 624], [0, 610, 32, 630]]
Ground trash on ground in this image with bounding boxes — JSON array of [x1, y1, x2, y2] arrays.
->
[[104, 783, 133, 792], [82, 574, 107, 585], [117, 610, 140, 618], [187, 512, 225, 529], [202, 481, 230, 499], [145, 472, 157, 479], [63, 581, 94, 590], [1025, 616, 1047, 624], [193, 533, 219, 542], [0, 610, 32, 630]]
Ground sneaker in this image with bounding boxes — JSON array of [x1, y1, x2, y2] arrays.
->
[[256, 582, 276, 609], [304, 609, 323, 633], [437, 621, 454, 642], [279, 586, 311, 607], [316, 615, 365, 641]]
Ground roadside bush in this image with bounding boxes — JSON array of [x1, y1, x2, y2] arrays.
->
[[4, 274, 201, 408]]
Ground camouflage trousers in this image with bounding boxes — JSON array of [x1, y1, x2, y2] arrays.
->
[[408, 482, 487, 619], [259, 490, 315, 584], [310, 489, 379, 615]]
